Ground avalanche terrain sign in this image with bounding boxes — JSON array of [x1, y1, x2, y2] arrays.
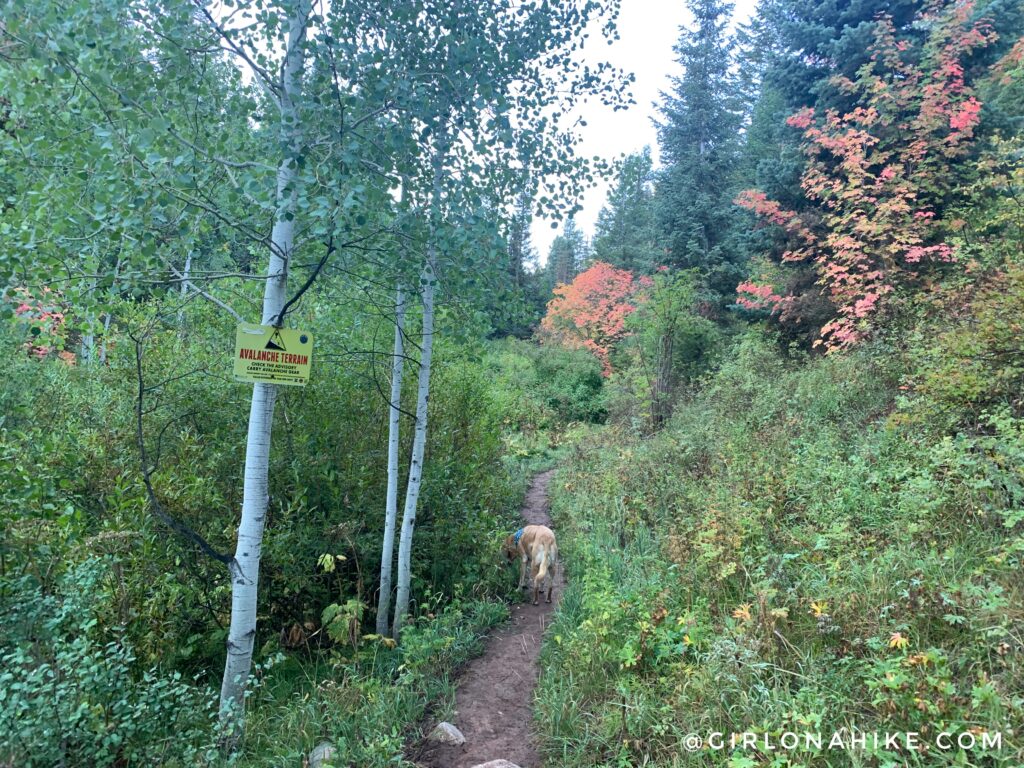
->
[[233, 324, 314, 386]]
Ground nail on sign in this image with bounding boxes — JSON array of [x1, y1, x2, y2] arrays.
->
[[233, 324, 314, 386]]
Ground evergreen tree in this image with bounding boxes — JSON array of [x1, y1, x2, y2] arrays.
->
[[656, 0, 745, 302], [507, 190, 535, 287], [546, 217, 588, 288], [481, 190, 545, 337], [731, 2, 903, 332], [754, 0, 923, 111], [592, 148, 660, 273], [734, 10, 801, 199]]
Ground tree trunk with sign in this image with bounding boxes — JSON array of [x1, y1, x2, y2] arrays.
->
[[219, 1, 308, 735]]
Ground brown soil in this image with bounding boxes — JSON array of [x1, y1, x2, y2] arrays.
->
[[409, 469, 562, 768]]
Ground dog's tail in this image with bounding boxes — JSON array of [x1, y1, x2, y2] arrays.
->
[[536, 544, 550, 583]]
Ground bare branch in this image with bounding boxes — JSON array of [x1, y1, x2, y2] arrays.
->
[[272, 235, 334, 327], [166, 261, 246, 322], [193, 2, 281, 99]]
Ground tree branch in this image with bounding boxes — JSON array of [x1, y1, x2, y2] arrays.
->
[[193, 2, 281, 99], [271, 234, 334, 327], [166, 261, 246, 322]]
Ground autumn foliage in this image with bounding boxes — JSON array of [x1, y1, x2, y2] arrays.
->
[[539, 262, 652, 374], [10, 287, 74, 363], [736, 2, 997, 350]]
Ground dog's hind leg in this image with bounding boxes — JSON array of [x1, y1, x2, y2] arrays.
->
[[534, 548, 549, 606], [546, 553, 556, 603]]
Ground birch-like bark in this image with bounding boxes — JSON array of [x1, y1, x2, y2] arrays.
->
[[177, 251, 192, 333], [392, 262, 434, 637], [393, 143, 445, 638], [80, 331, 95, 364], [80, 277, 98, 364], [181, 252, 192, 299], [219, 0, 308, 731], [375, 282, 405, 636]]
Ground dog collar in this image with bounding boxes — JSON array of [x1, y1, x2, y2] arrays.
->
[[513, 528, 524, 545]]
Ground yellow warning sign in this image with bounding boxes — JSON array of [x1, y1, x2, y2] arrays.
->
[[233, 324, 314, 386]]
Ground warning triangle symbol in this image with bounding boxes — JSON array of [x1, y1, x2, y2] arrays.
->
[[265, 329, 287, 352]]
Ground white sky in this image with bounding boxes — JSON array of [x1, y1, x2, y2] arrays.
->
[[532, 0, 757, 262]]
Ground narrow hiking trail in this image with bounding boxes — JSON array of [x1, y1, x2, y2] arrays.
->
[[410, 469, 562, 768]]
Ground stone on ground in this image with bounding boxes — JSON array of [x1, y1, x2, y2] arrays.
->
[[469, 761, 522, 768], [308, 741, 337, 768], [428, 721, 466, 745]]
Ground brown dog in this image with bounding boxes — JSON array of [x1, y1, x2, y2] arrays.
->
[[503, 524, 558, 605]]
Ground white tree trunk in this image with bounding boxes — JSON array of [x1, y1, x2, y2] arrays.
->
[[80, 329, 95, 364], [392, 143, 445, 638], [99, 257, 121, 365], [219, 0, 307, 731], [80, 277, 98, 364], [392, 261, 435, 638], [375, 282, 405, 636], [177, 251, 192, 332], [181, 251, 193, 298]]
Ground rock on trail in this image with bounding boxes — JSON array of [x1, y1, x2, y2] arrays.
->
[[428, 722, 467, 745]]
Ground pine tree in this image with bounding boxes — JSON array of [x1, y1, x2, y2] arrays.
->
[[754, 0, 923, 111], [592, 148, 660, 273], [656, 0, 745, 302], [546, 217, 587, 287], [483, 189, 544, 337], [507, 191, 535, 287]]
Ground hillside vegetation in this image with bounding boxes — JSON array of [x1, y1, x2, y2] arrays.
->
[[539, 313, 1024, 765]]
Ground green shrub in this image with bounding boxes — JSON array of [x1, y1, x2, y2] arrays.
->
[[0, 560, 217, 767], [0, 301, 541, 765], [484, 338, 606, 427], [905, 263, 1024, 428]]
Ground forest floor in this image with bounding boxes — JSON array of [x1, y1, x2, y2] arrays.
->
[[409, 469, 561, 768]]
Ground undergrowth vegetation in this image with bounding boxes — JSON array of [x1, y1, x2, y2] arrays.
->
[[0, 302, 596, 766], [537, 317, 1024, 766]]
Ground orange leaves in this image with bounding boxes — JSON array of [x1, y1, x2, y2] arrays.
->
[[734, 190, 814, 248], [949, 97, 982, 132], [889, 631, 910, 650], [786, 107, 815, 130], [904, 244, 955, 264], [852, 293, 880, 318], [736, 190, 797, 231], [539, 261, 650, 375], [731, 603, 752, 622], [735, 2, 996, 351], [9, 287, 71, 360], [735, 281, 792, 315]]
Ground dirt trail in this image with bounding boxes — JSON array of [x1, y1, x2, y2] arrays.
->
[[410, 469, 561, 768]]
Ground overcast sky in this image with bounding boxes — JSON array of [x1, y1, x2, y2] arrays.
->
[[531, 0, 757, 263]]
